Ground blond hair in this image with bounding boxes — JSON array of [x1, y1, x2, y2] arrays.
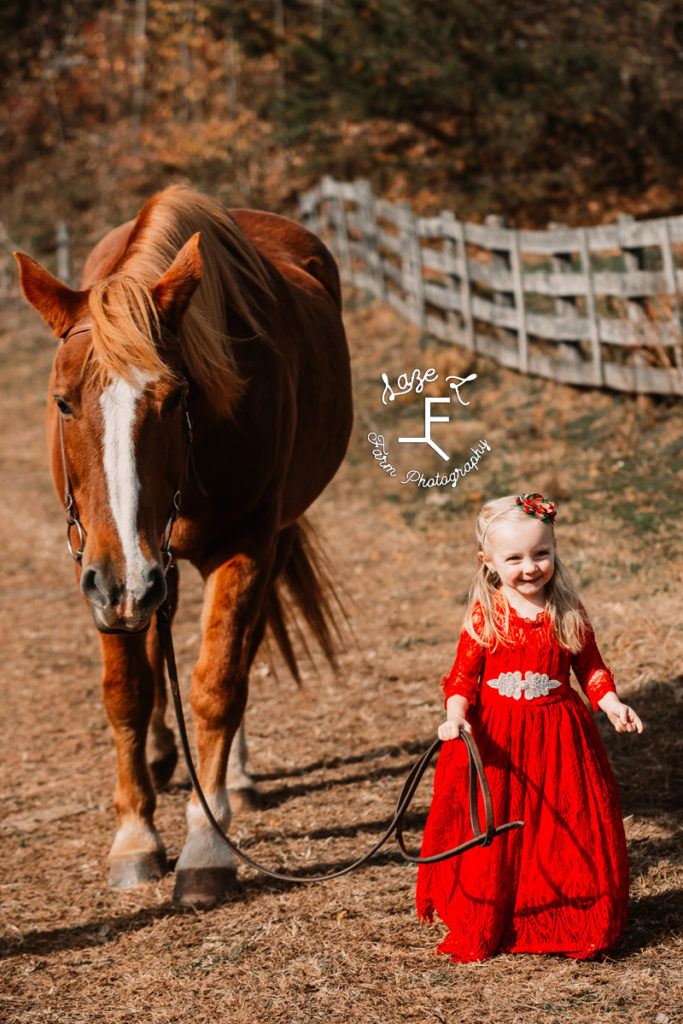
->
[[463, 494, 586, 653]]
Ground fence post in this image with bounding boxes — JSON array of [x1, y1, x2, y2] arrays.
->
[[509, 229, 528, 374], [0, 221, 19, 298], [355, 179, 385, 302], [326, 178, 352, 283], [441, 210, 474, 350], [548, 223, 580, 364], [579, 229, 604, 386], [299, 184, 321, 235], [619, 213, 649, 373], [658, 220, 683, 371], [56, 221, 70, 286], [485, 214, 518, 361], [397, 203, 425, 331]]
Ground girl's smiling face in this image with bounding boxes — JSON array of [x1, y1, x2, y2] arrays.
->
[[481, 516, 555, 606]]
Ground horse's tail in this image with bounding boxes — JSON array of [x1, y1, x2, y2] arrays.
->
[[266, 517, 346, 684]]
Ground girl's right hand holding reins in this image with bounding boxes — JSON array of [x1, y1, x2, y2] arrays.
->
[[439, 695, 472, 741]]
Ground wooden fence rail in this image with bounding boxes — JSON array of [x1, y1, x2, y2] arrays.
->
[[300, 176, 683, 396]]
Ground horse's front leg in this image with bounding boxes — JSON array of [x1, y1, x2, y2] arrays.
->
[[100, 632, 167, 888], [174, 546, 274, 906]]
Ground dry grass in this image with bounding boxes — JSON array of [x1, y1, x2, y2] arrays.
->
[[0, 291, 681, 1023]]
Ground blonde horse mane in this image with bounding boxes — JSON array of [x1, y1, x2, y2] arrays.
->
[[87, 185, 275, 411]]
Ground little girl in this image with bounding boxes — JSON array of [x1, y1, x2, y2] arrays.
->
[[416, 493, 643, 962]]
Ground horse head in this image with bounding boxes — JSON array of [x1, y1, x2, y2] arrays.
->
[[15, 234, 202, 633]]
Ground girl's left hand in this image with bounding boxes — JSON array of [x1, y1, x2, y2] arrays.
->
[[598, 693, 643, 734]]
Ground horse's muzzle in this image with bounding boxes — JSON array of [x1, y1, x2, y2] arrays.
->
[[81, 560, 167, 633]]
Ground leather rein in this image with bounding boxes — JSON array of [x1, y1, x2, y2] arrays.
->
[[156, 600, 524, 882], [55, 337, 524, 883]]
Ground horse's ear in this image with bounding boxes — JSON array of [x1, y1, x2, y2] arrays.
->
[[152, 232, 202, 325], [14, 252, 87, 338]]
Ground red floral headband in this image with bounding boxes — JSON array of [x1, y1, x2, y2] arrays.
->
[[516, 492, 556, 525]]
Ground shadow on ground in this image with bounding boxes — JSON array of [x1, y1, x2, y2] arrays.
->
[[2, 680, 680, 964]]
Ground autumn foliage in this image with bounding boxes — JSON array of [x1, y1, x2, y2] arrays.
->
[[1, 0, 681, 267]]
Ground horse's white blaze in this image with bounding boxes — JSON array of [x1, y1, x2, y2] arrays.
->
[[100, 374, 151, 592], [176, 789, 236, 872]]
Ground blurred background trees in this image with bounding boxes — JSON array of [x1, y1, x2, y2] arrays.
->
[[279, 0, 683, 205], [0, 0, 681, 258]]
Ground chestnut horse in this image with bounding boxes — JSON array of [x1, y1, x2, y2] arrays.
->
[[15, 185, 352, 905]]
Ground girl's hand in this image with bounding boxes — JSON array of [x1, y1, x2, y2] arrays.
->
[[438, 716, 471, 741], [439, 694, 472, 741], [598, 693, 644, 734]]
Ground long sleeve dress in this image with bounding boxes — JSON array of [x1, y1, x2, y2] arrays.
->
[[416, 600, 629, 962]]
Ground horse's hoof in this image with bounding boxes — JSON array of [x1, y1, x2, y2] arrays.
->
[[173, 867, 237, 907], [228, 786, 263, 814], [150, 748, 178, 791], [109, 850, 167, 889]]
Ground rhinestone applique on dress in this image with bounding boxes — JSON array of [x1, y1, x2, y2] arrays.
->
[[487, 670, 561, 701]]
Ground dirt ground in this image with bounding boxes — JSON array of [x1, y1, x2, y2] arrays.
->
[[0, 284, 681, 1024]]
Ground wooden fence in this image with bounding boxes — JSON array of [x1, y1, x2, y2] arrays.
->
[[300, 177, 683, 396]]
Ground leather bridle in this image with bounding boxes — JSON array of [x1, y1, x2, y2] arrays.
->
[[56, 322, 192, 570]]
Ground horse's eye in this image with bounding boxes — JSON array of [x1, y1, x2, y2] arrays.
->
[[53, 395, 72, 417], [166, 384, 187, 412]]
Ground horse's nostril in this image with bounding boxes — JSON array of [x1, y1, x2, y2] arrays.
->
[[80, 563, 109, 609], [140, 564, 167, 613], [81, 561, 165, 624]]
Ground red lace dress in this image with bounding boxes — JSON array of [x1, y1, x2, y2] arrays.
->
[[416, 602, 629, 962]]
